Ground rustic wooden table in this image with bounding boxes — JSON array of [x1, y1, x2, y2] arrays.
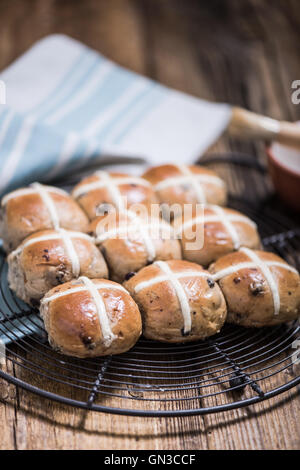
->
[[0, 0, 299, 450]]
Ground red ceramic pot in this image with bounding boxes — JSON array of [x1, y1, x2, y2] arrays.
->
[[267, 141, 300, 212]]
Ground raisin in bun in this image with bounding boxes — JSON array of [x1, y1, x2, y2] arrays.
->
[[124, 260, 227, 343], [175, 205, 261, 267], [72, 171, 157, 219], [0, 183, 89, 252], [209, 248, 300, 327], [88, 211, 182, 282], [40, 277, 142, 358], [8, 229, 108, 304], [142, 164, 227, 210]]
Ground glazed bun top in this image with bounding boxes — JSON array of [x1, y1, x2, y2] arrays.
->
[[209, 248, 300, 318], [40, 276, 142, 357], [90, 210, 175, 260], [72, 171, 157, 219], [142, 164, 227, 208], [175, 205, 261, 266], [10, 228, 107, 279], [88, 210, 181, 282], [125, 259, 223, 337], [7, 228, 109, 304], [0, 183, 89, 251]]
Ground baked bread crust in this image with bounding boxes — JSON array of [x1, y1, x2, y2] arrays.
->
[[0, 184, 89, 252], [142, 164, 227, 209], [209, 248, 300, 327], [88, 212, 182, 282], [124, 259, 227, 343], [8, 229, 108, 304], [72, 171, 158, 219], [40, 277, 142, 357], [176, 206, 261, 267]]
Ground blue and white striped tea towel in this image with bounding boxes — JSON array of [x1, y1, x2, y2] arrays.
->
[[0, 34, 231, 196]]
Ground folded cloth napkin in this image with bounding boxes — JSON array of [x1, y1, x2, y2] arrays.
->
[[0, 34, 231, 196]]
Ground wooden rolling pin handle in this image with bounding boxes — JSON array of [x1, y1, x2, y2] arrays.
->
[[229, 107, 300, 149]]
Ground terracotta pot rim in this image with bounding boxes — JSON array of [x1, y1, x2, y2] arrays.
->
[[266, 143, 300, 179]]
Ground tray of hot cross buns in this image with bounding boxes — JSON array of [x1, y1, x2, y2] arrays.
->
[[1, 160, 299, 361]]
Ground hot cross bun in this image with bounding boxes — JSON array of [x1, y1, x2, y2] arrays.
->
[[175, 205, 261, 267], [72, 171, 157, 219], [88, 211, 182, 282], [142, 164, 227, 210], [8, 229, 108, 304], [209, 248, 300, 327], [40, 277, 142, 357], [124, 259, 227, 343], [0, 183, 89, 252]]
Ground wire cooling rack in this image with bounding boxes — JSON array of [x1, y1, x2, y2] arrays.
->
[[0, 154, 299, 417]]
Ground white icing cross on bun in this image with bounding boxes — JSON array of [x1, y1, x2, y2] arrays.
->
[[31, 182, 60, 229], [11, 230, 94, 278], [212, 247, 298, 315], [134, 260, 211, 334], [177, 205, 257, 250], [76, 171, 168, 262], [95, 211, 174, 262], [41, 277, 129, 347], [1, 184, 68, 206], [2, 183, 68, 230], [56, 228, 82, 278], [154, 164, 225, 204], [72, 170, 151, 211]]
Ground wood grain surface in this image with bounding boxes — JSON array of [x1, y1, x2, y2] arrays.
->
[[0, 0, 300, 450]]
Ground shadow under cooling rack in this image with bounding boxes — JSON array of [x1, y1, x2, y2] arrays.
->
[[0, 155, 299, 416]]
